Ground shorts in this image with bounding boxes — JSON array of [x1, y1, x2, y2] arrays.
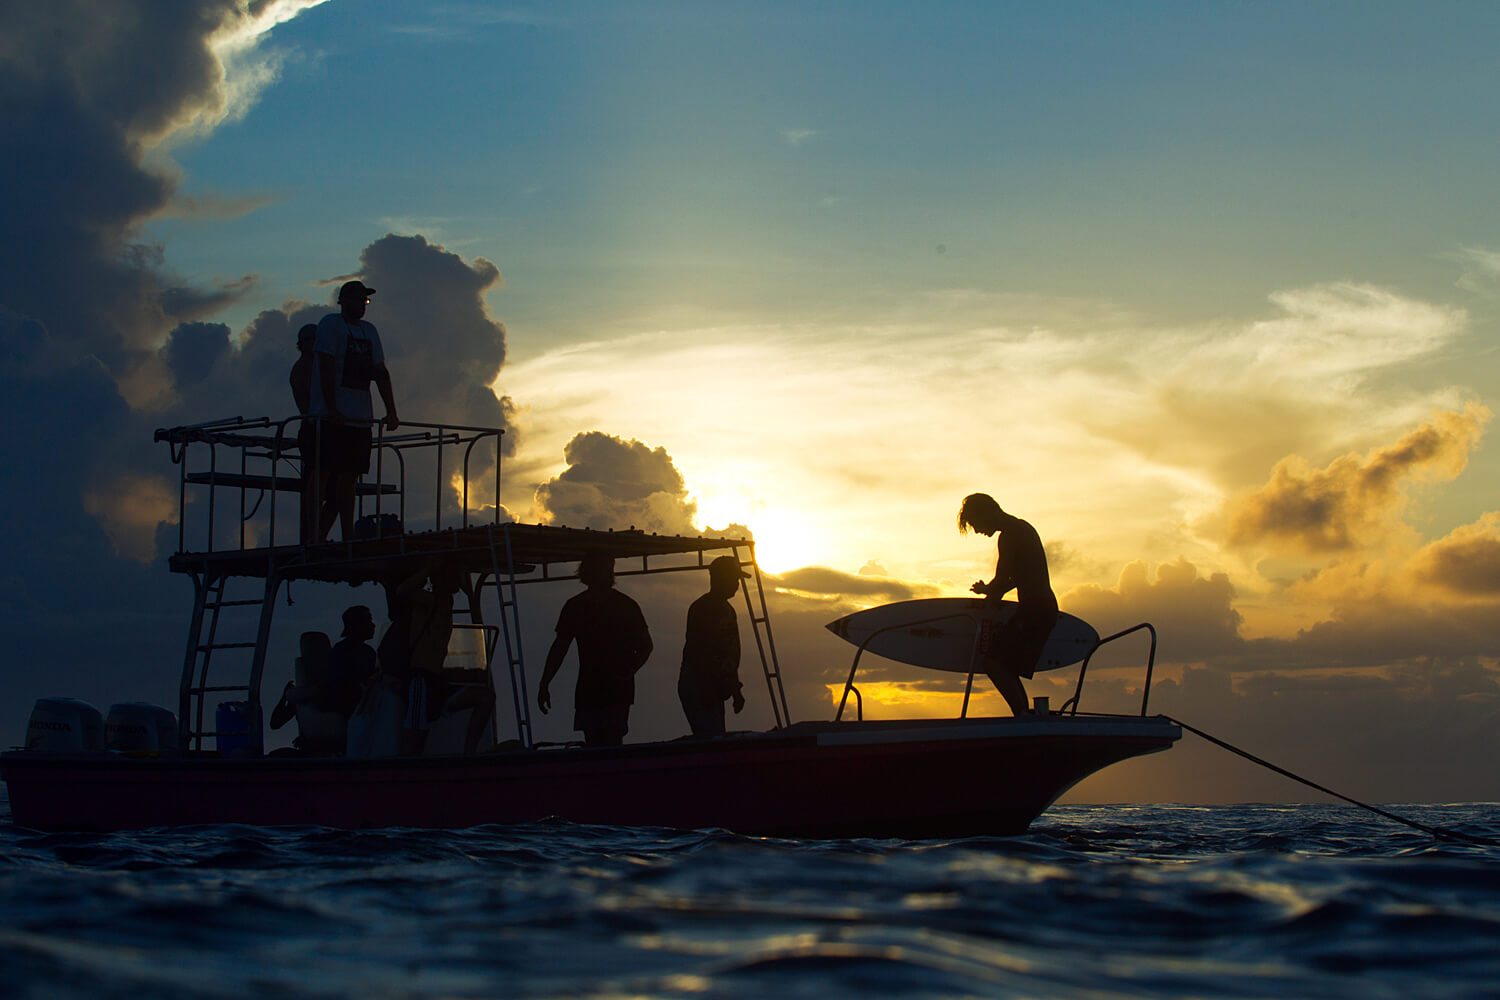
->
[[331, 423, 373, 478], [983, 604, 1058, 679], [574, 702, 630, 746]]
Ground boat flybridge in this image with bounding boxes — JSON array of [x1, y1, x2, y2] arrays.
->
[[1, 414, 1179, 836]]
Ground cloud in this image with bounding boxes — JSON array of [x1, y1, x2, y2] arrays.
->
[[1220, 405, 1488, 554], [769, 566, 940, 603], [1062, 558, 1245, 664], [535, 432, 698, 534], [781, 128, 819, 146], [1447, 246, 1500, 296], [0, 1, 316, 406], [1410, 513, 1500, 598]]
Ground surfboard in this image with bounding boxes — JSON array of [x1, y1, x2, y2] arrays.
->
[[825, 598, 1099, 673]]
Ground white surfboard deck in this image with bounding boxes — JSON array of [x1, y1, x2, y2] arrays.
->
[[826, 598, 1099, 673]]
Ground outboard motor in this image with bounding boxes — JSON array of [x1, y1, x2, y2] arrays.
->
[[25, 698, 104, 752], [105, 703, 179, 752]]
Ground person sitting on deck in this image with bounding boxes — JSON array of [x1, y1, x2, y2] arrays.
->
[[379, 559, 494, 755], [537, 552, 654, 747], [327, 604, 378, 717], [958, 492, 1059, 717]]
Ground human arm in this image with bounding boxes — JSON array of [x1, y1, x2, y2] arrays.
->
[[373, 362, 399, 431], [973, 535, 1017, 599], [537, 635, 571, 714]]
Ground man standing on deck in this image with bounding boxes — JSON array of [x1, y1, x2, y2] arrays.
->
[[537, 552, 654, 746], [289, 323, 331, 542], [310, 280, 399, 541], [958, 492, 1058, 717], [677, 555, 748, 736]]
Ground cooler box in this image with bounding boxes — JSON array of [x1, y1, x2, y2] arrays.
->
[[215, 701, 263, 757]]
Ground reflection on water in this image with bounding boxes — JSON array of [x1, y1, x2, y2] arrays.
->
[[1, 797, 1497, 999]]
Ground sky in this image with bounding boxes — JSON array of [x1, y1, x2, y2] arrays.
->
[[3, 0, 1500, 804]]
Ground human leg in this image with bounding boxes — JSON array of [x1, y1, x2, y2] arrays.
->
[[986, 667, 1030, 716]]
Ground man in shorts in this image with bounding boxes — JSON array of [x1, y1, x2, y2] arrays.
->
[[958, 492, 1058, 717], [310, 280, 399, 541], [537, 552, 654, 746]]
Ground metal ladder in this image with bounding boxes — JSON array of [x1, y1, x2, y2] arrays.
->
[[736, 542, 791, 728], [484, 523, 534, 749], [178, 571, 278, 752]]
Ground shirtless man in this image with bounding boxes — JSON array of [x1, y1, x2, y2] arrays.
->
[[958, 492, 1058, 717]]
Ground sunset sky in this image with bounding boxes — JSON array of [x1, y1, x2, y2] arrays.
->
[[3, 1, 1499, 804]]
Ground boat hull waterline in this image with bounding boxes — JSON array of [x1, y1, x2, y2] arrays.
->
[[1, 715, 1178, 837]]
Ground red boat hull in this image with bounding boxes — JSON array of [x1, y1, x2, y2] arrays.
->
[[2, 716, 1178, 837]]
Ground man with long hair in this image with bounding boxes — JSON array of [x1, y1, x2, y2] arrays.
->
[[958, 493, 1058, 716]]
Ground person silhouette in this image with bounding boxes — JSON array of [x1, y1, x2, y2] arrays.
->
[[290, 323, 333, 542], [310, 280, 399, 541], [958, 493, 1058, 717], [537, 552, 653, 746], [677, 555, 748, 736]]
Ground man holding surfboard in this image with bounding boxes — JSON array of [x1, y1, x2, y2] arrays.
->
[[958, 493, 1059, 716]]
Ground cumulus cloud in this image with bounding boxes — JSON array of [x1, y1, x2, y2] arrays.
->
[[0, 1, 320, 408], [534, 432, 699, 534], [1062, 558, 1245, 664], [1220, 405, 1489, 554], [1410, 512, 1500, 598]]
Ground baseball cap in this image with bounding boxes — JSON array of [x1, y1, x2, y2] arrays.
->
[[337, 280, 376, 302], [709, 555, 750, 578]]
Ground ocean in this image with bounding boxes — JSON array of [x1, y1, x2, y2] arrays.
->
[[2, 794, 1496, 999]]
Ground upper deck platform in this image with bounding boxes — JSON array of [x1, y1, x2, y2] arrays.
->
[[157, 414, 753, 585]]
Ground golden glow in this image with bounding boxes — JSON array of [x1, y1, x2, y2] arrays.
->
[[696, 492, 829, 575]]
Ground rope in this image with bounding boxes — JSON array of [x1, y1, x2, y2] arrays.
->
[[1164, 715, 1498, 848]]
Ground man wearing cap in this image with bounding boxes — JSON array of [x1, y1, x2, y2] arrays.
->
[[537, 552, 654, 747], [677, 555, 748, 736], [311, 280, 400, 541], [327, 604, 378, 718]]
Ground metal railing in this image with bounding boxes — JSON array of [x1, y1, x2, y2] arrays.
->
[[834, 612, 1160, 721], [154, 415, 505, 554]]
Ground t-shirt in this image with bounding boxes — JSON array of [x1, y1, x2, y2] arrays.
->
[[555, 588, 651, 708], [679, 593, 740, 703], [311, 313, 385, 421]]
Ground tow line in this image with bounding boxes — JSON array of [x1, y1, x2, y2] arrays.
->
[[1164, 715, 1497, 848]]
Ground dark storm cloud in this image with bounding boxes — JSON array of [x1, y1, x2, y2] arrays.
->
[[1222, 406, 1488, 554], [535, 432, 698, 534], [0, 1, 258, 401], [340, 235, 514, 437], [163, 322, 232, 387]]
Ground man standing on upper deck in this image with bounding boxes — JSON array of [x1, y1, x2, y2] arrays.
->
[[958, 492, 1058, 718], [311, 280, 400, 541]]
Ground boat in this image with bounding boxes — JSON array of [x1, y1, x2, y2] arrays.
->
[[1, 414, 1179, 836]]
